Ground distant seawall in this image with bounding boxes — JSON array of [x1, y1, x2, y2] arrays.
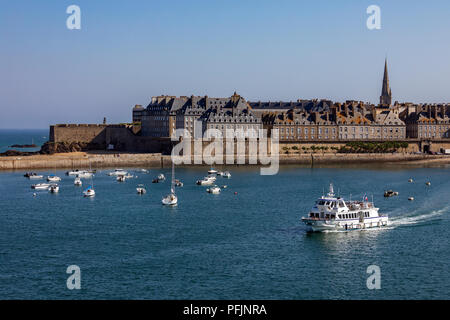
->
[[0, 152, 448, 171]]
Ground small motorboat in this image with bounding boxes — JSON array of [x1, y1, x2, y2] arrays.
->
[[83, 186, 95, 197], [222, 171, 231, 179], [174, 179, 183, 187], [196, 175, 216, 186], [206, 185, 221, 194], [31, 183, 51, 190], [153, 174, 165, 183], [208, 168, 218, 175], [26, 173, 43, 179], [117, 175, 126, 182], [74, 177, 82, 186], [49, 184, 60, 193], [107, 169, 128, 176], [408, 197, 414, 201], [136, 184, 146, 194], [216, 171, 224, 176], [426, 182, 431, 186], [408, 178, 413, 183], [140, 169, 149, 174], [124, 174, 134, 179], [47, 175, 61, 182], [66, 169, 94, 176], [384, 190, 399, 197]]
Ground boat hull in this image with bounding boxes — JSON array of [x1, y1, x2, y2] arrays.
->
[[302, 217, 389, 232]]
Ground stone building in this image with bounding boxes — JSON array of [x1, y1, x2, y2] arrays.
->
[[403, 104, 450, 139]]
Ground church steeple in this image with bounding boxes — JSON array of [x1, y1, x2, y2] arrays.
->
[[380, 58, 392, 106]]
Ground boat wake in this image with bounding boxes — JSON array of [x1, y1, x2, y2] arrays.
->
[[389, 206, 448, 228]]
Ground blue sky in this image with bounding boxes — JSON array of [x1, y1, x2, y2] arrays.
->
[[1, 0, 450, 128]]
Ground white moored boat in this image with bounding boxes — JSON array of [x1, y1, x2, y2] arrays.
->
[[136, 184, 146, 194], [83, 185, 95, 197], [47, 175, 61, 182], [49, 184, 60, 193], [27, 173, 44, 179], [107, 169, 128, 176], [301, 183, 389, 232], [31, 183, 51, 190], [208, 168, 218, 175], [206, 185, 221, 194], [196, 175, 216, 186], [74, 177, 82, 186], [222, 171, 231, 179], [162, 162, 177, 206]]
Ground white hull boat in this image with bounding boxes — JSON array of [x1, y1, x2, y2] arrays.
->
[[74, 177, 82, 186], [196, 175, 216, 185], [28, 175, 44, 179], [301, 184, 389, 232], [162, 193, 178, 206], [222, 171, 231, 178], [108, 169, 128, 176], [49, 185, 60, 193], [83, 187, 95, 197], [208, 168, 218, 175], [31, 183, 51, 190], [206, 186, 221, 194], [136, 185, 146, 194], [162, 163, 178, 206], [47, 175, 61, 182]]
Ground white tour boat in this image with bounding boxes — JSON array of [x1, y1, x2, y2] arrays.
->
[[162, 163, 178, 206], [301, 183, 389, 232], [196, 175, 216, 186]]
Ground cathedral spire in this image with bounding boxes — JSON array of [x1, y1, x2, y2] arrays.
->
[[380, 58, 392, 106]]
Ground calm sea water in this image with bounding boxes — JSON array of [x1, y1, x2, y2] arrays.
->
[[1, 164, 450, 299], [0, 129, 48, 153]]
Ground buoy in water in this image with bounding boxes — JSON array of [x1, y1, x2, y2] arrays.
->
[[234, 192, 237, 195]]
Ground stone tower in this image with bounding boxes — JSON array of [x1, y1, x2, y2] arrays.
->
[[380, 58, 392, 106]]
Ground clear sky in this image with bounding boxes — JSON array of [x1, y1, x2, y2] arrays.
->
[[1, 0, 450, 129]]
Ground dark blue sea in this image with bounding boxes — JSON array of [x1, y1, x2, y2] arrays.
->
[[1, 163, 450, 299], [0, 129, 48, 153]]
